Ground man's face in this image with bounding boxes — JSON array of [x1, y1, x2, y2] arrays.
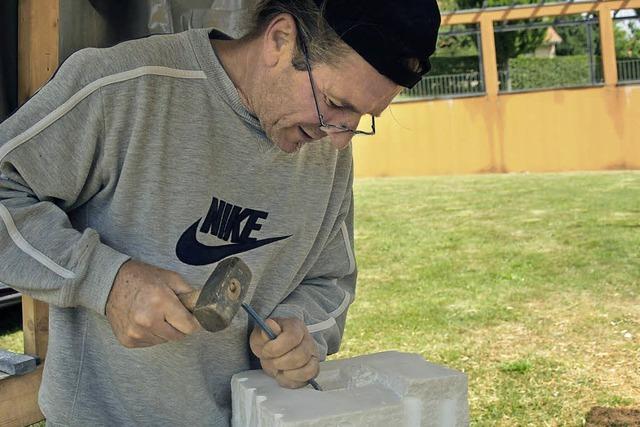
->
[[254, 18, 403, 153]]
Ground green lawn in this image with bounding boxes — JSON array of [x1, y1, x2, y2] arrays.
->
[[334, 171, 639, 426], [2, 171, 638, 426]]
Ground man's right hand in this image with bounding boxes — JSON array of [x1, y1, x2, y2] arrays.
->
[[106, 260, 202, 348]]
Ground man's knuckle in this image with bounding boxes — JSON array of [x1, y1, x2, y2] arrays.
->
[[127, 327, 143, 340], [148, 293, 163, 306], [132, 312, 151, 327]]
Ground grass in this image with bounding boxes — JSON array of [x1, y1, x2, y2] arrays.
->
[[2, 171, 638, 426], [331, 171, 640, 426]]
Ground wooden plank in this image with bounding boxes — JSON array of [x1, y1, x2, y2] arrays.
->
[[598, 3, 618, 86], [18, 0, 60, 104], [442, 0, 640, 26], [0, 365, 44, 427]]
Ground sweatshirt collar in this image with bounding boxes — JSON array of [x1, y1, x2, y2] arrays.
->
[[188, 28, 264, 134]]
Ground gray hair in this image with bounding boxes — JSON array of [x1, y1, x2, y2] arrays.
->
[[246, 0, 350, 70]]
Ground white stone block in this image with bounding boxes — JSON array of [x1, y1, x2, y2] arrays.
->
[[231, 351, 469, 427]]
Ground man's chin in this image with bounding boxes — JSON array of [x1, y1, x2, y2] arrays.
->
[[273, 140, 301, 154]]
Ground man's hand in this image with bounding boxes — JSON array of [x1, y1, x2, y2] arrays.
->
[[249, 317, 320, 389], [106, 259, 202, 348]]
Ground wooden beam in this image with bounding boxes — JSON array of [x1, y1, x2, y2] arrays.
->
[[598, 3, 618, 86], [0, 366, 44, 427], [442, 0, 640, 26]]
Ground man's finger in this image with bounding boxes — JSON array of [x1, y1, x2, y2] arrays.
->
[[279, 356, 320, 384], [153, 321, 187, 342], [165, 297, 202, 335], [166, 272, 195, 294], [270, 342, 313, 371], [274, 370, 308, 389], [262, 319, 304, 358], [133, 334, 166, 348], [259, 358, 279, 378]]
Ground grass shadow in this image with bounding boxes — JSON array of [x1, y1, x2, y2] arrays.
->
[[0, 306, 22, 336]]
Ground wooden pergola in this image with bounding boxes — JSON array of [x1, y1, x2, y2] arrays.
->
[[1, 0, 639, 425]]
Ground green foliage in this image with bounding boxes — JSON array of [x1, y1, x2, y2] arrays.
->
[[555, 19, 601, 57], [436, 32, 480, 57], [430, 56, 481, 75], [506, 55, 601, 89], [499, 359, 533, 374]]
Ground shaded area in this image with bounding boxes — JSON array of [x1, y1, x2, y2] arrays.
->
[[586, 406, 640, 426], [0, 306, 22, 336]]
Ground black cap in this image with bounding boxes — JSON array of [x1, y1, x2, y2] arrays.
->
[[312, 0, 441, 88]]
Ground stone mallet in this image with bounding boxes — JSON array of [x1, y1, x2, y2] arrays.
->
[[177, 256, 252, 333]]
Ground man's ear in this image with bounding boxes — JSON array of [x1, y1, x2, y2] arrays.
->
[[261, 13, 298, 68]]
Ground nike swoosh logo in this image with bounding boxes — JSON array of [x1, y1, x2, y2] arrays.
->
[[176, 219, 290, 266]]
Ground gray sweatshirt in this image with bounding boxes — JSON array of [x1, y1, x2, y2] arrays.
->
[[0, 29, 356, 426]]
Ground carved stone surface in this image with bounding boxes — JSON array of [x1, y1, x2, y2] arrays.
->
[[232, 351, 469, 427]]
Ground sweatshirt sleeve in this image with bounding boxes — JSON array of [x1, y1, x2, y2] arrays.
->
[[0, 49, 131, 315], [269, 182, 357, 361]]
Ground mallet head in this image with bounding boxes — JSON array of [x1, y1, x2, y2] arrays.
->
[[179, 257, 252, 332]]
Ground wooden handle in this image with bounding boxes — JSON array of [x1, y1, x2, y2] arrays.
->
[[178, 290, 201, 312]]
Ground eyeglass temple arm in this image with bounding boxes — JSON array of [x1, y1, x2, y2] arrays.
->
[[299, 37, 327, 126]]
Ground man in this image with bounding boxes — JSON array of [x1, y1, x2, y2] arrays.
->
[[0, 0, 439, 425]]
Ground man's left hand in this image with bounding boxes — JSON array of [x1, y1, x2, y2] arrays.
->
[[249, 317, 320, 389]]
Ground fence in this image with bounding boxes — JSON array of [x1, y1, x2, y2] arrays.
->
[[618, 58, 640, 82], [395, 2, 639, 100], [401, 71, 485, 99], [403, 57, 639, 98]]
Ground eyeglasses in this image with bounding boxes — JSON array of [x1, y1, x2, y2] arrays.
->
[[298, 36, 376, 136]]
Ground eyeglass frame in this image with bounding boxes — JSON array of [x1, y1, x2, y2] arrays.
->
[[297, 33, 376, 136]]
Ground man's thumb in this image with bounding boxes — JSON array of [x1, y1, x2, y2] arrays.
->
[[263, 318, 282, 339]]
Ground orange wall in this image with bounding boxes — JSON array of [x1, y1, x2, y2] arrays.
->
[[352, 85, 640, 177]]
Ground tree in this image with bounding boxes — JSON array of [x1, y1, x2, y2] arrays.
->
[[614, 17, 640, 58]]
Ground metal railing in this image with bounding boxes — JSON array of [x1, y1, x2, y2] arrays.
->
[[618, 58, 640, 83], [397, 58, 640, 100], [400, 71, 485, 99]]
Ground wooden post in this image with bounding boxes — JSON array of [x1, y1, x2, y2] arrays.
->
[[17, 0, 59, 362], [0, 2, 60, 426], [480, 17, 499, 97], [597, 3, 618, 86]]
